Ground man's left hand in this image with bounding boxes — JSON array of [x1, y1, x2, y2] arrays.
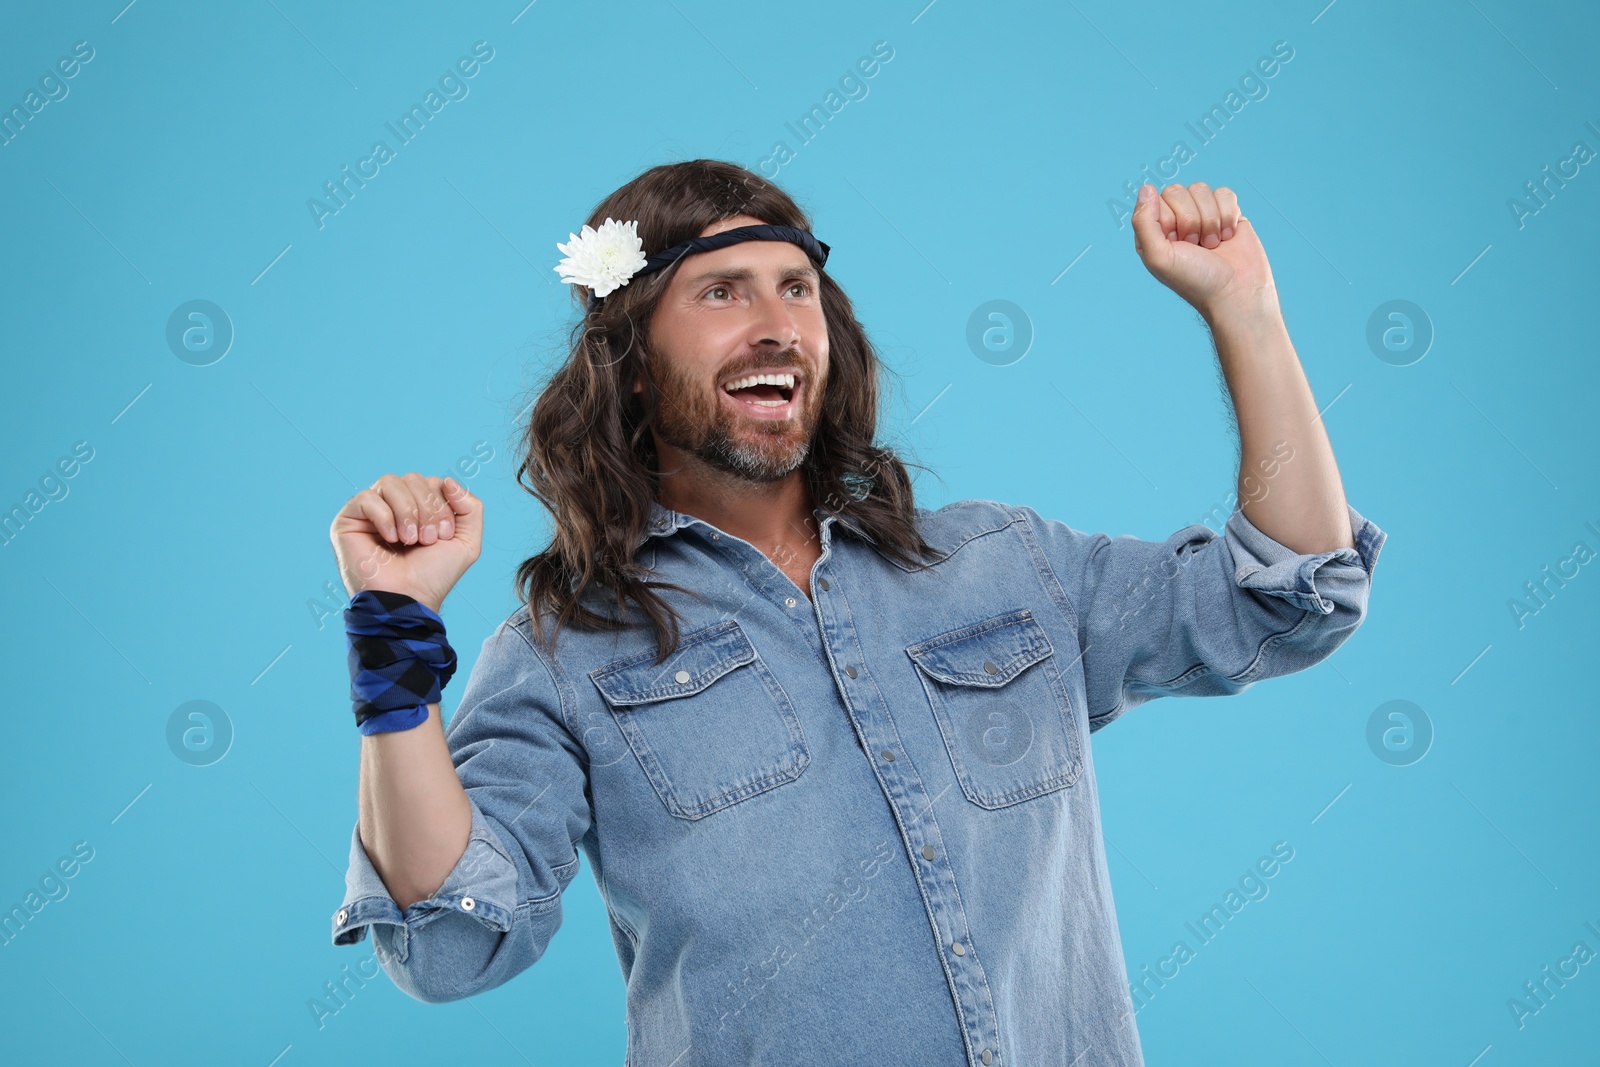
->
[[1130, 181, 1277, 321]]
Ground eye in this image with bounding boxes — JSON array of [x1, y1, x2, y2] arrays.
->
[[705, 284, 732, 301], [787, 281, 813, 297]]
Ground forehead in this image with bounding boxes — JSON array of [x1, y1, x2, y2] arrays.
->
[[700, 213, 768, 238]]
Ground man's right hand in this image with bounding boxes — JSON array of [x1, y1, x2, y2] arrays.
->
[[330, 473, 483, 614]]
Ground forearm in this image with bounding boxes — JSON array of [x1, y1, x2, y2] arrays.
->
[[358, 701, 473, 910], [1205, 294, 1354, 555]]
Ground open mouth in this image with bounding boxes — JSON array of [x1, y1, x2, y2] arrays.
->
[[720, 372, 800, 419]]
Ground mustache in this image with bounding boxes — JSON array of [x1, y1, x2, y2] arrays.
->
[[719, 350, 806, 380]]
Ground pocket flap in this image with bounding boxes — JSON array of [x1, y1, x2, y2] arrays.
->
[[907, 609, 1054, 687], [591, 620, 757, 706]]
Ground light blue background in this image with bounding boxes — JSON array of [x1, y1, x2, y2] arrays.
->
[[2, 1, 1596, 1064]]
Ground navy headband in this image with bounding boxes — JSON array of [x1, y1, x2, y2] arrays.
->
[[588, 224, 829, 313]]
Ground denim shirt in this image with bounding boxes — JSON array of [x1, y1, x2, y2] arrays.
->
[[331, 495, 1386, 1066]]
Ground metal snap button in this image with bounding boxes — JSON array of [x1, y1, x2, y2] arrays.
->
[[674, 669, 691, 683], [784, 597, 797, 608], [710, 532, 720, 539], [952, 940, 966, 956], [921, 845, 936, 860], [818, 577, 831, 591], [844, 665, 858, 679], [335, 908, 348, 924], [982, 1050, 993, 1064], [880, 749, 895, 762], [983, 661, 998, 674], [461, 896, 476, 912]]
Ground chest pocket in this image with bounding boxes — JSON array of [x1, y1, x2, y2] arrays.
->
[[590, 620, 809, 820], [906, 609, 1083, 809]]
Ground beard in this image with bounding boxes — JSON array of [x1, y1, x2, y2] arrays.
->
[[646, 348, 824, 484]]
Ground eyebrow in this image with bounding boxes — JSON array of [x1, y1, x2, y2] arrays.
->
[[681, 264, 819, 288]]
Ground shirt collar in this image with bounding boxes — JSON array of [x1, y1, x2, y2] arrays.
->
[[637, 500, 876, 548]]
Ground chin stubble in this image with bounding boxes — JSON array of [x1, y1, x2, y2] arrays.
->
[[650, 355, 818, 484]]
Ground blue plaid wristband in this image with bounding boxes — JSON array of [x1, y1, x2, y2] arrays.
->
[[344, 589, 458, 734]]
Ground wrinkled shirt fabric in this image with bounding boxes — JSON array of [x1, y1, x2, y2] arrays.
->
[[332, 497, 1386, 1066]]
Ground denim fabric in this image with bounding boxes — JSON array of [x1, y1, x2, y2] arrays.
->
[[332, 496, 1386, 1066]]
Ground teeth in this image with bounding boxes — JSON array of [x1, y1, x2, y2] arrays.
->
[[722, 372, 796, 393]]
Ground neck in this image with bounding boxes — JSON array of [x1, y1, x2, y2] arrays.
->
[[653, 445, 818, 560]]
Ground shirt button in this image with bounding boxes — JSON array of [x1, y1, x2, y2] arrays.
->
[[784, 597, 797, 608], [674, 669, 691, 683], [983, 661, 998, 674], [844, 665, 858, 679], [461, 896, 476, 912], [335, 908, 348, 924], [879, 749, 895, 761], [818, 577, 831, 591], [951, 940, 966, 956], [921, 845, 936, 860], [982, 1050, 993, 1064]]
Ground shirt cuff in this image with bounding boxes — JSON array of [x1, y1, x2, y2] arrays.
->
[[330, 798, 519, 966], [1223, 502, 1386, 615]]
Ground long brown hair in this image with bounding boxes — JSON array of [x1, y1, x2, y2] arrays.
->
[[513, 159, 940, 662]]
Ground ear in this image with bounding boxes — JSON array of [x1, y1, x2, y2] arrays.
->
[[631, 376, 643, 394]]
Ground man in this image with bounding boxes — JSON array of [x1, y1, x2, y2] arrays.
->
[[328, 159, 1385, 1065]]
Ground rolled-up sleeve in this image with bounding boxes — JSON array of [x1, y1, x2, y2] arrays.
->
[[329, 618, 592, 1004], [1018, 502, 1387, 732]]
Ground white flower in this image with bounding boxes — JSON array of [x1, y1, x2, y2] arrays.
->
[[552, 217, 648, 298]]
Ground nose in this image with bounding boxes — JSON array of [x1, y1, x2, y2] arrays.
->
[[746, 287, 801, 349]]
